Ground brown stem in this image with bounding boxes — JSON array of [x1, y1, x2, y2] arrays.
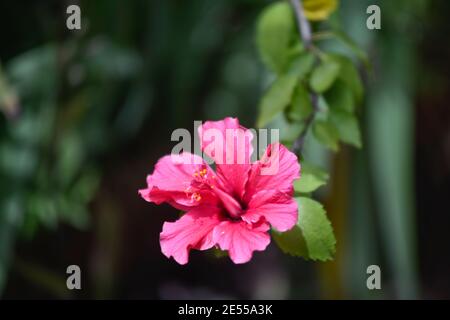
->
[[291, 93, 319, 154], [289, 0, 319, 156]]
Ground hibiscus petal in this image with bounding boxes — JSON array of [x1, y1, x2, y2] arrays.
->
[[198, 117, 254, 200], [160, 206, 223, 265], [244, 143, 300, 202], [213, 220, 270, 264], [138, 152, 218, 210], [242, 190, 298, 232]]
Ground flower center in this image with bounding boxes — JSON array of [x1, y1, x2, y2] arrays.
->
[[186, 167, 244, 219], [211, 187, 243, 219]]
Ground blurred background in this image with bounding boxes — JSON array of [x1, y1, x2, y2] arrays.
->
[[0, 0, 449, 299]]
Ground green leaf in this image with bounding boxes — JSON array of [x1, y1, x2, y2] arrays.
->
[[257, 75, 297, 128], [84, 39, 142, 80], [330, 110, 362, 148], [298, 197, 336, 261], [287, 82, 312, 121], [332, 30, 370, 68], [273, 197, 336, 261], [325, 79, 355, 113], [6, 45, 57, 96], [56, 132, 84, 187], [268, 113, 304, 145], [312, 119, 339, 151], [294, 163, 329, 193], [272, 223, 308, 257], [331, 54, 364, 104], [309, 59, 341, 93], [70, 168, 100, 204], [286, 42, 306, 59], [286, 52, 315, 79], [256, 2, 295, 74]]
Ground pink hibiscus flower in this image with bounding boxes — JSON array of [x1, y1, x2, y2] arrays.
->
[[139, 117, 300, 264]]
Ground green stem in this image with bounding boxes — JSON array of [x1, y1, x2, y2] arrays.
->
[[312, 31, 335, 41]]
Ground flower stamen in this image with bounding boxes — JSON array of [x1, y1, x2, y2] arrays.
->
[[191, 192, 202, 202]]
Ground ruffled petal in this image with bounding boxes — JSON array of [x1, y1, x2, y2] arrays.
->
[[212, 220, 270, 264], [138, 152, 218, 210], [198, 117, 254, 200], [244, 143, 300, 202], [242, 190, 298, 232], [160, 206, 223, 265]]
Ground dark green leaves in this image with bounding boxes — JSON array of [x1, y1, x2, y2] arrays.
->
[[311, 55, 364, 149], [256, 2, 295, 74], [325, 79, 355, 113], [330, 110, 362, 148], [273, 197, 336, 261], [287, 82, 312, 121], [286, 52, 315, 79], [253, 1, 368, 264], [310, 59, 341, 93], [313, 119, 339, 151], [257, 74, 297, 128], [332, 30, 370, 68], [331, 54, 364, 104]]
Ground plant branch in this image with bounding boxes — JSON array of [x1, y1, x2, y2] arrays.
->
[[290, 0, 312, 49], [312, 31, 335, 41], [291, 93, 319, 153], [289, 0, 320, 156]]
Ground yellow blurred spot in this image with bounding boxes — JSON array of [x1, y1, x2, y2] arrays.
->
[[303, 0, 338, 21]]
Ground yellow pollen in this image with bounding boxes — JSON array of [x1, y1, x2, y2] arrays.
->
[[192, 192, 202, 202]]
